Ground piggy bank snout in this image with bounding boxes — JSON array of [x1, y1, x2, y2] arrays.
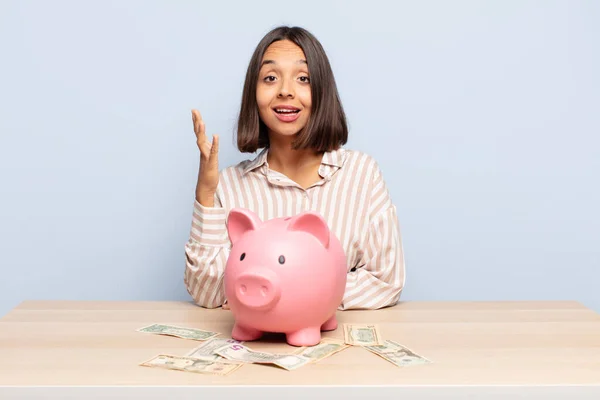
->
[[233, 269, 281, 310]]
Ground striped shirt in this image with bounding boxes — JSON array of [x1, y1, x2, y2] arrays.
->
[[184, 147, 406, 310]]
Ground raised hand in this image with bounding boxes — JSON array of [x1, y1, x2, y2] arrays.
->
[[192, 109, 219, 207]]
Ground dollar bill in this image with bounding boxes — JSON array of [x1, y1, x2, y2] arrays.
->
[[293, 337, 350, 363], [343, 323, 384, 346], [364, 340, 432, 367], [140, 354, 242, 375], [137, 323, 219, 341], [215, 343, 311, 371], [185, 337, 244, 363]]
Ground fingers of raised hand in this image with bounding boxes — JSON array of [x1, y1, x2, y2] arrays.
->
[[210, 135, 219, 161], [191, 109, 205, 138]]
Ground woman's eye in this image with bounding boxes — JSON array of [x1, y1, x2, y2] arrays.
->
[[264, 76, 276, 82], [299, 76, 310, 83]]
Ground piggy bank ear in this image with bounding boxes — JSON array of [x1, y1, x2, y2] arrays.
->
[[227, 208, 262, 245], [287, 212, 330, 248]]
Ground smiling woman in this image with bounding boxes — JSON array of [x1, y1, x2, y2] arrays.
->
[[257, 41, 312, 133], [185, 26, 406, 311], [236, 29, 347, 156]]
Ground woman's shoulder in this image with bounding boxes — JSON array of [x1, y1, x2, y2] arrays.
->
[[338, 147, 384, 174]]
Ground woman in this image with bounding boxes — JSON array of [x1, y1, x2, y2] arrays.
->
[[184, 26, 406, 310]]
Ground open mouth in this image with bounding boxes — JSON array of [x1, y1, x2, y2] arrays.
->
[[272, 106, 301, 123], [273, 107, 300, 115]]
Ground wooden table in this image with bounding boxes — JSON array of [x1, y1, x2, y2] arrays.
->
[[1, 300, 599, 399]]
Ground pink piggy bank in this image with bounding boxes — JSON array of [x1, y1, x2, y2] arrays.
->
[[223, 208, 347, 347]]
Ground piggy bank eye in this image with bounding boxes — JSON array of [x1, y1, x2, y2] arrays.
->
[[240, 253, 246, 261], [278, 255, 285, 264]]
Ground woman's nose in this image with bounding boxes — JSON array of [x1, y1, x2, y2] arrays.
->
[[277, 80, 294, 98]]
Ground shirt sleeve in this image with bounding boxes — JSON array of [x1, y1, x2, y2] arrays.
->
[[339, 162, 406, 310], [183, 193, 231, 308]]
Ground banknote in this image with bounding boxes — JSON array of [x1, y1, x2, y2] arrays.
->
[[215, 343, 311, 371], [293, 337, 350, 363], [185, 337, 244, 363], [364, 340, 432, 367], [343, 324, 384, 346], [140, 354, 242, 375], [137, 323, 219, 341]]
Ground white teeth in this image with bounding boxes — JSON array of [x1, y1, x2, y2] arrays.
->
[[275, 109, 298, 113]]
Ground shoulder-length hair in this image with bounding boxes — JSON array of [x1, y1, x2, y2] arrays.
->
[[236, 26, 348, 153]]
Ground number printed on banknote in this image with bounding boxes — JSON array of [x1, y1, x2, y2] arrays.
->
[[215, 343, 311, 371], [185, 337, 244, 363], [137, 323, 220, 341]]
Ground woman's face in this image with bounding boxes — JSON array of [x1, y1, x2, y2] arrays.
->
[[256, 40, 312, 139]]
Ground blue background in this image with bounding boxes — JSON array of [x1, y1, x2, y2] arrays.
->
[[1, 0, 598, 317]]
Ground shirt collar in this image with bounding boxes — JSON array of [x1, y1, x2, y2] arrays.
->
[[242, 147, 346, 176], [321, 147, 345, 168], [242, 148, 270, 175]]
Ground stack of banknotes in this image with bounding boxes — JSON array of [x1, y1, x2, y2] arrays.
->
[[137, 323, 431, 376]]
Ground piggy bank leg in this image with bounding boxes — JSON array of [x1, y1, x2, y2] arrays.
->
[[286, 327, 321, 347], [320, 314, 338, 331], [231, 323, 263, 341]]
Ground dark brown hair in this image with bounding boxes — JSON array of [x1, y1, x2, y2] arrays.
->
[[236, 26, 348, 153]]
